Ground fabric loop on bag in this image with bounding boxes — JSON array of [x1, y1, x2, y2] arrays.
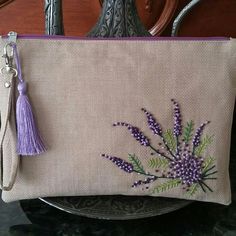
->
[[0, 73, 19, 191]]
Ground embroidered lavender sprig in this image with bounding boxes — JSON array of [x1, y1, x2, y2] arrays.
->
[[192, 121, 210, 148], [141, 108, 162, 136], [132, 176, 158, 188], [141, 108, 175, 159], [113, 122, 150, 146], [171, 99, 183, 157], [101, 99, 216, 195], [113, 122, 173, 160], [171, 99, 182, 137], [101, 154, 134, 173]]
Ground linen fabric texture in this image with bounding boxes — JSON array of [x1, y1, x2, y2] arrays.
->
[[0, 38, 235, 204]]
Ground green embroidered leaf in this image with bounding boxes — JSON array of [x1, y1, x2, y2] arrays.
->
[[128, 154, 145, 174], [148, 158, 169, 169], [183, 121, 194, 143], [152, 179, 181, 194], [202, 156, 215, 172], [195, 135, 214, 156], [186, 183, 199, 196], [163, 129, 177, 152]]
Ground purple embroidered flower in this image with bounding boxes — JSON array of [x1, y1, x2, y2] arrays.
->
[[171, 99, 182, 137], [168, 154, 204, 186], [101, 154, 134, 173], [113, 122, 150, 146], [101, 99, 215, 195], [141, 108, 162, 136], [192, 121, 210, 147]]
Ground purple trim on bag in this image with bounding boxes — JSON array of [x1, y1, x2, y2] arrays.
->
[[2, 34, 230, 41]]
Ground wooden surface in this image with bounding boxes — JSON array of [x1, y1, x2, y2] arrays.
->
[[0, 0, 236, 36], [0, 0, 44, 35]]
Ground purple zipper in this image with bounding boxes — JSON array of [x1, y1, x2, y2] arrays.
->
[[2, 34, 230, 41]]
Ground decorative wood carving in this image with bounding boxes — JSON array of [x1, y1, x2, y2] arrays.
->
[[45, 0, 64, 35], [44, 0, 178, 36], [88, 0, 151, 37], [2, 0, 236, 37], [98, 0, 178, 36], [171, 0, 201, 36]]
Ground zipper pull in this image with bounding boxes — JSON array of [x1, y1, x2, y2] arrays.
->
[[7, 31, 17, 44], [6, 31, 18, 65]]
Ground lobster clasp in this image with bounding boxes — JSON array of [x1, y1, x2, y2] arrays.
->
[[1, 43, 17, 76], [3, 43, 14, 69]]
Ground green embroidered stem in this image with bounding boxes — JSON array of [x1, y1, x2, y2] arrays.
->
[[203, 171, 218, 178], [200, 181, 213, 192], [202, 165, 216, 175], [198, 182, 206, 192], [149, 145, 174, 161], [162, 130, 177, 158], [202, 156, 215, 171], [133, 170, 171, 179], [186, 183, 199, 196], [203, 177, 217, 180]]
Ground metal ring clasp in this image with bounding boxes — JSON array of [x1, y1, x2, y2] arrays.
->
[[1, 43, 18, 77]]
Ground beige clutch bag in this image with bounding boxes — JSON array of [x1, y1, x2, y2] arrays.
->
[[0, 33, 235, 204]]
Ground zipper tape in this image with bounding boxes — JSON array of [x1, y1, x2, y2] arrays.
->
[[1, 34, 230, 41]]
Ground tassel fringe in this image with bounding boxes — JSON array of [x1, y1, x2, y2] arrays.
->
[[13, 44, 46, 156], [16, 82, 46, 155]]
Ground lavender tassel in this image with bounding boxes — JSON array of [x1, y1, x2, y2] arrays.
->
[[16, 82, 46, 155], [13, 44, 46, 155]]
